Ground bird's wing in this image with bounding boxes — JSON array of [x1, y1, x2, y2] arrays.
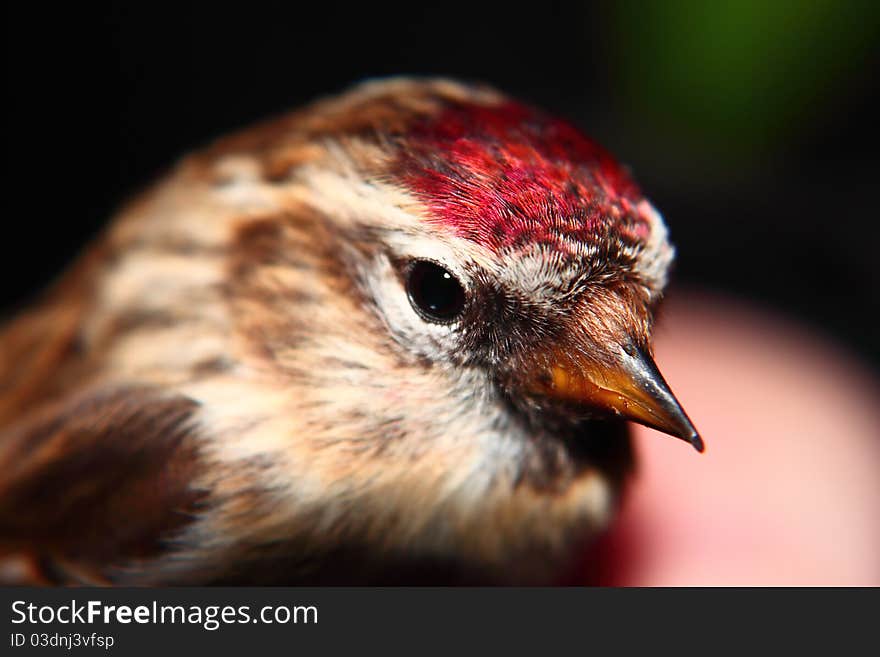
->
[[0, 385, 206, 584]]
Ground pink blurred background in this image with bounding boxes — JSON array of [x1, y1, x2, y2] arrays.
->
[[579, 291, 880, 585]]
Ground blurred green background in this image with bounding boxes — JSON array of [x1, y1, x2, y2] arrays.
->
[[614, 0, 878, 161]]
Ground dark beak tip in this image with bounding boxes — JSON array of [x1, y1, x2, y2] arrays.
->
[[670, 417, 704, 453], [614, 347, 705, 454]]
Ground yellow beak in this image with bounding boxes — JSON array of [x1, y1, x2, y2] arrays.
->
[[538, 346, 703, 452]]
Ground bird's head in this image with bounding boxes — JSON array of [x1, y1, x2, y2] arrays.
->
[[218, 78, 700, 580]]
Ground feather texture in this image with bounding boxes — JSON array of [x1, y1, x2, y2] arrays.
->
[[0, 78, 679, 584]]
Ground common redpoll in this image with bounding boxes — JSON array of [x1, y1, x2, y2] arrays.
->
[[0, 78, 700, 584]]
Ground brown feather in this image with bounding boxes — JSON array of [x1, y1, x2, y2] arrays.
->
[[0, 387, 206, 582]]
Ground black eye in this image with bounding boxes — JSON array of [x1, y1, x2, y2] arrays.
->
[[405, 260, 467, 322]]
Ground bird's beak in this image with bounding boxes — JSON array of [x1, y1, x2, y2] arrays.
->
[[537, 345, 704, 452]]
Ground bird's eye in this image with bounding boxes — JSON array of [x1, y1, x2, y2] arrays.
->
[[405, 260, 467, 323]]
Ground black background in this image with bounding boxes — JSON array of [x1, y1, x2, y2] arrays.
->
[[4, 4, 879, 369]]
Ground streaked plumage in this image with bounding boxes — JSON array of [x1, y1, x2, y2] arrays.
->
[[0, 78, 699, 584]]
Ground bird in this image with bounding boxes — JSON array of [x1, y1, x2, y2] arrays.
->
[[0, 77, 701, 585]]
